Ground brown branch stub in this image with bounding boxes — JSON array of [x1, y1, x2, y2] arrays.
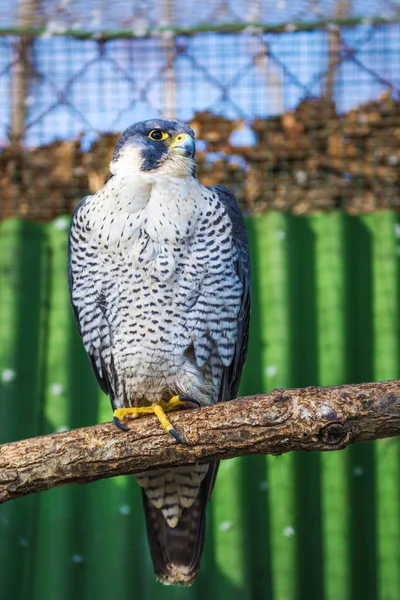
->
[[1, 379, 400, 504]]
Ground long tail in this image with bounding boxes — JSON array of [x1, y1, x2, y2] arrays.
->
[[142, 461, 219, 586]]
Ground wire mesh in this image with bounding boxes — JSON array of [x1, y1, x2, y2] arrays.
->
[[2, 5, 400, 599], [1, 1, 400, 219]]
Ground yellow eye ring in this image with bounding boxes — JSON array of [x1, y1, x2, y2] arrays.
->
[[148, 130, 169, 141]]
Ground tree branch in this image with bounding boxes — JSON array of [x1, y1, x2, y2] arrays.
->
[[1, 379, 400, 504]]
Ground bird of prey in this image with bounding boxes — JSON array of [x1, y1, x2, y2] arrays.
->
[[68, 119, 251, 585]]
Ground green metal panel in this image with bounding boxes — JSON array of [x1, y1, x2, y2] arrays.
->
[[312, 213, 350, 600], [253, 213, 295, 600], [1, 213, 400, 600], [368, 213, 400, 600], [31, 218, 90, 600], [0, 219, 48, 600]]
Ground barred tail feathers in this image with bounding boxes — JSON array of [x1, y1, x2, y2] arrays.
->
[[140, 461, 219, 586]]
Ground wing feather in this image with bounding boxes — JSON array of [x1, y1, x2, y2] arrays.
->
[[210, 185, 251, 402], [68, 197, 115, 400]]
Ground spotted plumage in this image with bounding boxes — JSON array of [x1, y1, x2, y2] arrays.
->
[[68, 119, 251, 585]]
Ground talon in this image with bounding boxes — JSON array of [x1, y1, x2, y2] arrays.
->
[[152, 403, 184, 443], [111, 395, 200, 444], [178, 395, 201, 408], [113, 415, 129, 431], [169, 428, 185, 445]]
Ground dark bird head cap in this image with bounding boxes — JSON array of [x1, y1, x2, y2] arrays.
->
[[110, 119, 196, 178]]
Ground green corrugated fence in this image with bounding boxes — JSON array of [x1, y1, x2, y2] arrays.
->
[[0, 213, 399, 600]]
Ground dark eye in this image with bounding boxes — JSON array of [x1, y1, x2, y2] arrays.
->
[[148, 130, 168, 141]]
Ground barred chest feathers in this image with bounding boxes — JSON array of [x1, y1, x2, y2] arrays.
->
[[71, 171, 240, 407]]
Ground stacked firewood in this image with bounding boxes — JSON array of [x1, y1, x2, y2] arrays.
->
[[0, 139, 87, 219], [1, 91, 399, 219]]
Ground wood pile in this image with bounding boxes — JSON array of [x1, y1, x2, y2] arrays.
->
[[1, 91, 399, 219]]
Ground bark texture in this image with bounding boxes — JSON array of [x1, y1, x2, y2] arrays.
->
[[1, 379, 400, 504]]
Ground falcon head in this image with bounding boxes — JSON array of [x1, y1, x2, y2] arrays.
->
[[110, 119, 196, 179]]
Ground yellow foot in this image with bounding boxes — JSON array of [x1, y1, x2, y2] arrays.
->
[[113, 395, 200, 444]]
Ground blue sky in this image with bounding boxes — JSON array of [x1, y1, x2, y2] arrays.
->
[[0, 21, 399, 147]]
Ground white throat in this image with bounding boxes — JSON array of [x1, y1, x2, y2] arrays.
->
[[106, 145, 203, 243], [104, 168, 202, 244], [143, 176, 202, 243]]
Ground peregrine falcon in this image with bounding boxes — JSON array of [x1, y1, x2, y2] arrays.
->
[[68, 119, 251, 585]]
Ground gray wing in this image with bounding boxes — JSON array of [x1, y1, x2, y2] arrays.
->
[[210, 185, 251, 402], [68, 197, 115, 401]]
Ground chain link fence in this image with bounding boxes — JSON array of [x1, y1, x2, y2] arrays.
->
[[1, 1, 400, 219]]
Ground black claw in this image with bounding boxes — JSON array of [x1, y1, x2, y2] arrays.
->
[[169, 428, 185, 445], [178, 395, 201, 408], [113, 416, 129, 432]]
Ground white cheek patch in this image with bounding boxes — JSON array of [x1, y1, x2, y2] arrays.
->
[[110, 146, 145, 175]]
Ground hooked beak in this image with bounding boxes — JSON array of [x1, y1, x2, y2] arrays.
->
[[169, 133, 196, 158]]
